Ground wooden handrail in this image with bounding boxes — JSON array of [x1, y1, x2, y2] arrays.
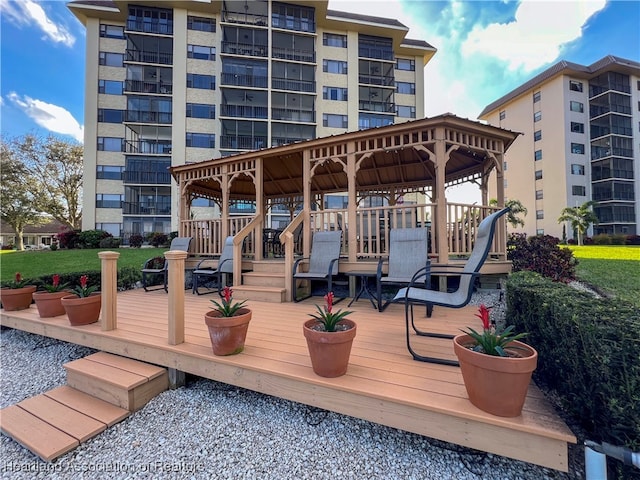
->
[[233, 215, 262, 285], [280, 210, 307, 302]]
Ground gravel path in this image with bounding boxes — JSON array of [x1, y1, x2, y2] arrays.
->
[[0, 291, 584, 479]]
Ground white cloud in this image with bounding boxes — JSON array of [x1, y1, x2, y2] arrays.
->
[[462, 0, 607, 71], [0, 0, 75, 47], [7, 92, 84, 142]]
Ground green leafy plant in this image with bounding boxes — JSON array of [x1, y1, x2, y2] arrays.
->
[[308, 292, 353, 332], [6, 272, 30, 289], [462, 304, 528, 357], [210, 286, 247, 317], [70, 274, 99, 298], [42, 274, 69, 293]]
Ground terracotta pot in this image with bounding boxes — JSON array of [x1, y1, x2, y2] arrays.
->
[[453, 333, 538, 417], [33, 291, 69, 318], [204, 308, 252, 356], [303, 319, 357, 378], [0, 286, 36, 311], [61, 292, 101, 326]]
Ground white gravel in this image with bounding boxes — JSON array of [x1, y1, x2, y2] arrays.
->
[[0, 290, 584, 479]]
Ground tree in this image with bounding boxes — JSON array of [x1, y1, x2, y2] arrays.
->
[[557, 201, 599, 246], [0, 139, 46, 250], [10, 134, 83, 229], [489, 198, 527, 229]]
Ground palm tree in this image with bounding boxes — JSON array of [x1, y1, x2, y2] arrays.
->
[[489, 199, 527, 229], [557, 201, 598, 246]]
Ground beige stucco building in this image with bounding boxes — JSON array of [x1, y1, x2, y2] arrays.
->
[[479, 56, 640, 239], [68, 0, 435, 242]]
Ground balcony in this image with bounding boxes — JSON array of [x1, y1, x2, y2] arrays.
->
[[220, 135, 267, 150], [358, 47, 394, 61], [359, 74, 395, 87], [271, 107, 315, 123], [125, 140, 172, 154], [125, 111, 172, 124], [221, 41, 268, 57], [271, 14, 315, 33], [271, 46, 315, 63], [221, 9, 268, 26], [359, 100, 395, 113], [220, 104, 268, 119], [221, 72, 268, 88], [123, 170, 171, 185], [125, 80, 172, 95], [122, 201, 172, 216], [272, 136, 310, 147], [271, 77, 315, 93], [125, 49, 173, 65], [126, 19, 173, 35]]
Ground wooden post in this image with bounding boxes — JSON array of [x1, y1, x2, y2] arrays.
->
[[98, 251, 119, 331], [165, 250, 187, 345]]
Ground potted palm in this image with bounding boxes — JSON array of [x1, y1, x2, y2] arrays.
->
[[33, 274, 70, 318], [61, 275, 101, 326], [303, 292, 357, 378], [204, 286, 251, 356], [0, 273, 36, 311], [453, 304, 538, 417]]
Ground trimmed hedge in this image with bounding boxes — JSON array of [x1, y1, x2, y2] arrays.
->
[[506, 271, 639, 456], [5, 268, 141, 293]]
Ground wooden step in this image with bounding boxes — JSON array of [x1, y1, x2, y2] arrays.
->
[[0, 387, 129, 462], [231, 285, 286, 303], [64, 352, 168, 411], [242, 271, 285, 287], [251, 260, 286, 274]]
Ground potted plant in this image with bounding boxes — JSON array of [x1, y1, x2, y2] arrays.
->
[[61, 275, 101, 326], [204, 286, 251, 356], [0, 272, 36, 311], [453, 304, 538, 417], [33, 274, 70, 318], [303, 292, 357, 378]]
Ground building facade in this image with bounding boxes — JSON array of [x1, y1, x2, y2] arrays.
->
[[68, 0, 435, 240], [479, 56, 640, 239]]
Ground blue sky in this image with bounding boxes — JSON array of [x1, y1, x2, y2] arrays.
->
[[1, 0, 639, 145]]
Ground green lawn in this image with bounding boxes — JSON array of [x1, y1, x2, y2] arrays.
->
[[0, 248, 165, 282], [568, 245, 640, 306]]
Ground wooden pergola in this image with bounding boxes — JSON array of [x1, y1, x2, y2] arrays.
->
[[170, 113, 520, 301]]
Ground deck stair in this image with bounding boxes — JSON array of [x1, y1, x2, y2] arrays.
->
[[0, 352, 168, 461], [233, 259, 287, 303]]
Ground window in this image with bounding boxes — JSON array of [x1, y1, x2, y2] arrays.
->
[[95, 223, 121, 236], [98, 109, 124, 123], [572, 185, 586, 196], [536, 229, 544, 235], [96, 194, 123, 208], [97, 165, 124, 180], [396, 58, 415, 71], [323, 113, 348, 128], [535, 170, 543, 180], [533, 111, 542, 122], [534, 130, 542, 141], [571, 143, 585, 154], [187, 73, 215, 90], [99, 52, 124, 67], [499, 111, 506, 120], [396, 82, 415, 95], [503, 161, 507, 171], [570, 121, 584, 133], [570, 101, 584, 113], [536, 190, 543, 200], [187, 15, 215, 32], [534, 150, 542, 161], [569, 80, 583, 92], [571, 164, 585, 175], [187, 45, 215, 61], [322, 86, 347, 101], [100, 24, 124, 39], [323, 33, 347, 48], [396, 105, 416, 118], [536, 210, 544, 220], [323, 60, 347, 74], [99, 80, 123, 95], [97, 137, 123, 152], [533, 91, 541, 103], [186, 103, 216, 119], [191, 198, 216, 207], [186, 133, 215, 148]]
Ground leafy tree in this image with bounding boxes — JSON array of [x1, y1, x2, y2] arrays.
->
[[10, 134, 83, 229], [0, 140, 46, 250], [557, 201, 599, 246], [489, 198, 527, 229]]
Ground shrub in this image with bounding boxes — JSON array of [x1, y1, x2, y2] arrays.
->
[[626, 235, 640, 246], [57, 229, 81, 249], [79, 229, 112, 249], [49, 243, 58, 251], [507, 233, 577, 282], [117, 266, 141, 290], [583, 236, 594, 245], [146, 232, 168, 248], [610, 234, 626, 245], [99, 237, 121, 248], [592, 234, 611, 245], [129, 234, 144, 248]]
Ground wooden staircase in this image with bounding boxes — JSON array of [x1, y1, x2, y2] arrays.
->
[[233, 260, 287, 303], [0, 352, 168, 461]]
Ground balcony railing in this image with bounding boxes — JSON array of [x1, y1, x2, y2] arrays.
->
[[271, 46, 315, 63], [220, 104, 268, 119], [358, 47, 394, 61], [125, 111, 173, 124], [271, 15, 315, 33], [126, 19, 173, 35], [122, 201, 171, 215], [125, 49, 173, 65], [271, 107, 315, 123], [358, 100, 395, 113], [221, 72, 268, 88], [221, 10, 268, 27], [271, 77, 315, 93], [272, 136, 310, 147], [358, 75, 395, 87], [220, 135, 267, 150], [123, 171, 171, 184], [221, 41, 268, 57], [125, 140, 172, 154], [125, 80, 172, 95]]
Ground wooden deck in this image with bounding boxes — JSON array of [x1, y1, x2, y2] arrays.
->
[[0, 289, 576, 471]]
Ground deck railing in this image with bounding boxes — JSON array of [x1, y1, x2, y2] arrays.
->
[[181, 216, 254, 256]]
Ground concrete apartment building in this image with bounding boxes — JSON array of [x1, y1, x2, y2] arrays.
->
[[479, 56, 640, 239], [68, 0, 435, 240]]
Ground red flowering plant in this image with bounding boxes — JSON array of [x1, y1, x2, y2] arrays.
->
[[70, 275, 99, 298], [461, 304, 528, 357], [210, 286, 247, 317], [42, 274, 69, 293], [308, 292, 353, 332], [6, 272, 30, 289]]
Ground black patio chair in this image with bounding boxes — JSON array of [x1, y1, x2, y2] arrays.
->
[[141, 237, 192, 292]]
